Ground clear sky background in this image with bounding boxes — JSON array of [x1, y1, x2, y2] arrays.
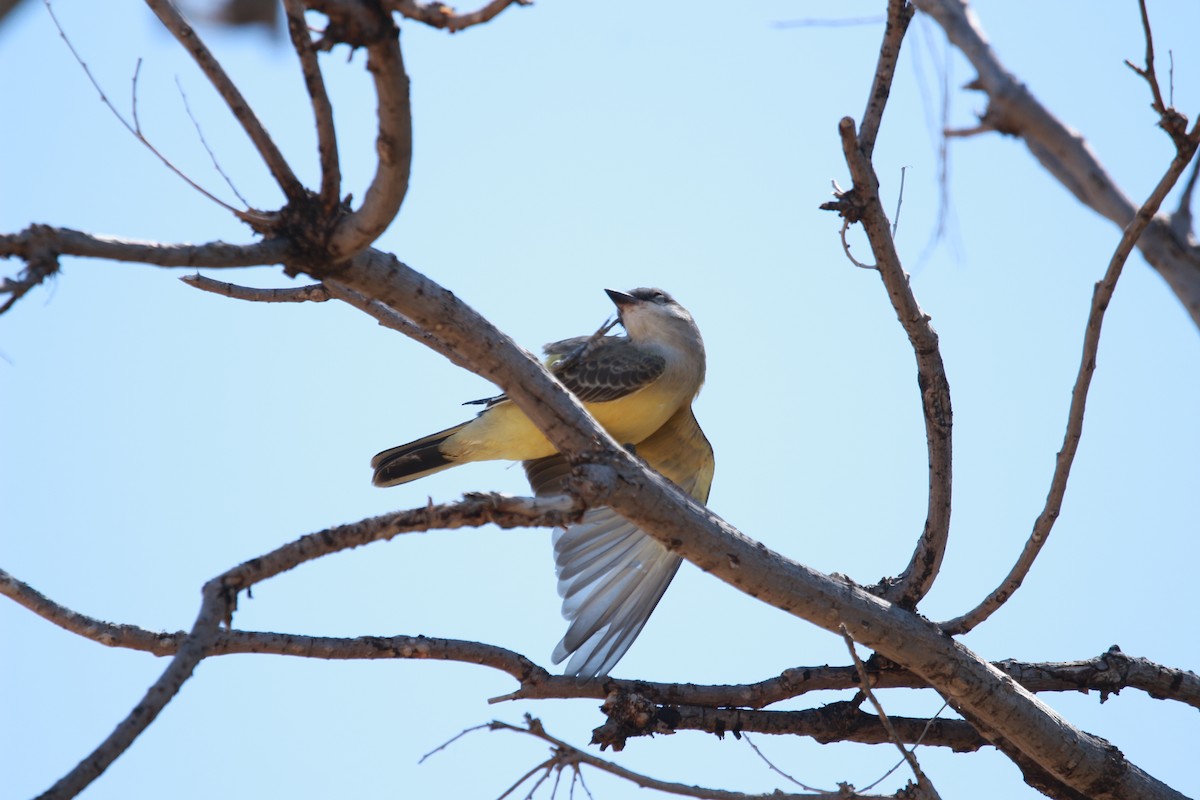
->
[[2, 1, 1198, 798]]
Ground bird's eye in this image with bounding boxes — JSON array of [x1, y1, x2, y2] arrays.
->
[[652, 292, 668, 305]]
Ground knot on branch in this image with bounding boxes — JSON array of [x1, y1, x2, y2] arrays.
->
[[0, 224, 63, 314], [566, 461, 618, 507], [316, 0, 399, 50], [820, 185, 865, 224], [273, 191, 354, 276], [591, 691, 681, 751], [1092, 645, 1132, 703]]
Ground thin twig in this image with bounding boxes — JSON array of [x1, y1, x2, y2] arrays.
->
[[839, 218, 877, 269], [495, 757, 556, 800], [859, 700, 951, 794], [840, 626, 941, 800], [175, 76, 252, 207], [1122, 0, 1188, 147], [742, 734, 833, 794], [41, 0, 243, 215], [771, 15, 886, 29], [419, 724, 492, 764], [891, 165, 907, 238], [941, 121, 1200, 636], [486, 717, 865, 800], [143, 0, 306, 201], [283, 0, 341, 210]]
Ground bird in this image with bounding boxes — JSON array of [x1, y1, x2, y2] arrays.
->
[[371, 287, 713, 677]]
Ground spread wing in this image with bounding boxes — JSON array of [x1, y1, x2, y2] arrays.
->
[[524, 406, 714, 678]]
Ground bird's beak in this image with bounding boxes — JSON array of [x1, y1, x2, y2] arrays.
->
[[605, 288, 636, 308]]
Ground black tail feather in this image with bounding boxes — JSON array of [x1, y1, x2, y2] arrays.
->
[[371, 423, 466, 487]]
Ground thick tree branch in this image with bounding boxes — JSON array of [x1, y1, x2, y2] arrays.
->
[[316, 248, 1181, 800], [592, 693, 985, 754], [913, 0, 1200, 327]]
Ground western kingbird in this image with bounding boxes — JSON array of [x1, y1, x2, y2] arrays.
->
[[372, 288, 712, 677]]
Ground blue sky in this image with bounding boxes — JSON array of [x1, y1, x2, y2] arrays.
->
[[2, 2, 1198, 798]]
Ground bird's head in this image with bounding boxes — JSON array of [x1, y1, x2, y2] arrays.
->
[[605, 287, 701, 347]]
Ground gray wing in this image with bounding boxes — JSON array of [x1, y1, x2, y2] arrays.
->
[[550, 508, 683, 677], [544, 335, 666, 404], [524, 453, 684, 678]]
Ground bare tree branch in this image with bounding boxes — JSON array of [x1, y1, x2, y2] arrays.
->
[[857, 0, 915, 160], [9, 562, 1197, 717], [284, 0, 341, 210], [0, 226, 288, 313], [913, 0, 1200, 327], [1123, 0, 1190, 149], [324, 6, 413, 261], [593, 689, 985, 755], [27, 492, 581, 798], [41, 0, 247, 216], [388, 0, 530, 33], [823, 120, 953, 611], [319, 247, 1184, 800], [181, 272, 330, 302], [143, 0, 306, 204], [841, 626, 941, 799], [485, 715, 881, 800], [37, 577, 228, 800], [941, 120, 1200, 637]]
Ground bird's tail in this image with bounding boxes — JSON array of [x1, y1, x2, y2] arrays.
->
[[371, 422, 468, 487]]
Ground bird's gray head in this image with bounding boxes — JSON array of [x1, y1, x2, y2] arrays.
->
[[605, 287, 701, 347]]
